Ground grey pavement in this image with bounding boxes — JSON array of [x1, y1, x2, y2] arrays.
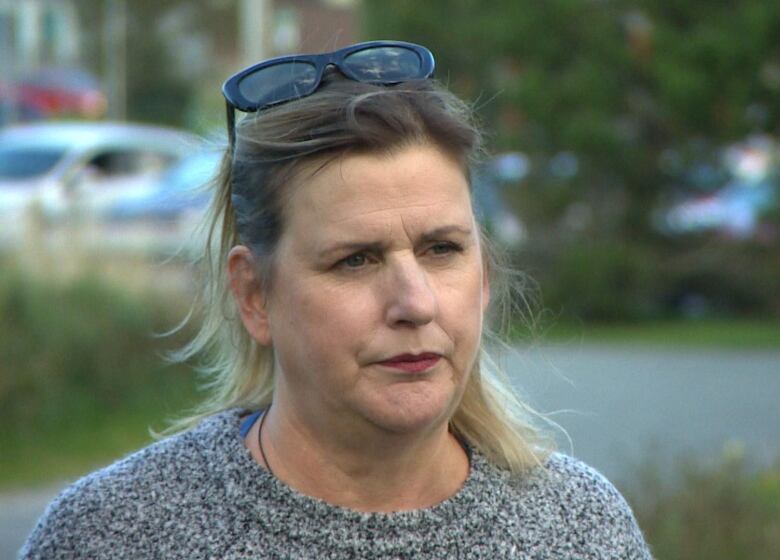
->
[[507, 343, 780, 486], [2, 344, 779, 558], [0, 484, 62, 560]]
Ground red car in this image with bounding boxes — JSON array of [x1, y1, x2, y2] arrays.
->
[[0, 68, 106, 122]]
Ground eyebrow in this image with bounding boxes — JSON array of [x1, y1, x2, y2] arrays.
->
[[316, 225, 473, 259], [419, 225, 473, 243]]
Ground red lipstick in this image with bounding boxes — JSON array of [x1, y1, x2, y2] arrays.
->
[[377, 353, 441, 373]]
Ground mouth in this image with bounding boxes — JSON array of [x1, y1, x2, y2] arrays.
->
[[376, 352, 442, 373]]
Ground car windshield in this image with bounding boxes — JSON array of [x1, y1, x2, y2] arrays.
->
[[0, 147, 66, 180], [163, 152, 221, 192]]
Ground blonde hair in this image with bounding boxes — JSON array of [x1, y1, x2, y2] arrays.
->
[[169, 76, 554, 473]]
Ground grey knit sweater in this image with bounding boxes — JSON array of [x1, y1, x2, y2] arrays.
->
[[21, 410, 652, 559]]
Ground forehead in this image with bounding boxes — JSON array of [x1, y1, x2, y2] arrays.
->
[[283, 145, 473, 237]]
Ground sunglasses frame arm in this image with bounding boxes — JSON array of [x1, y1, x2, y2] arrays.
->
[[226, 100, 237, 154]]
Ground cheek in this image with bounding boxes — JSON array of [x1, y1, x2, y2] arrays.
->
[[439, 269, 486, 343], [273, 280, 372, 355], [444, 260, 486, 310]]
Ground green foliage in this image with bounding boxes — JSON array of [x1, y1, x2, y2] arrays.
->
[[0, 264, 197, 483], [521, 238, 780, 322], [628, 452, 780, 559], [529, 240, 661, 322], [362, 0, 780, 237], [658, 242, 780, 317]]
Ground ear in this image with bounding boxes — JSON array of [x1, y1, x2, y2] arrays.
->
[[227, 245, 273, 346]]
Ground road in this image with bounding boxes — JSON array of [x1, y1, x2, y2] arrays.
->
[[507, 344, 780, 485], [2, 344, 779, 558], [0, 484, 63, 560]]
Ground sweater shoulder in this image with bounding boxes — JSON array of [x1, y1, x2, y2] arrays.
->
[[534, 452, 632, 507], [20, 411, 240, 559], [505, 452, 653, 559]]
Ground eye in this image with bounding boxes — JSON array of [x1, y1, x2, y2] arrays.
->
[[339, 252, 369, 269], [429, 241, 462, 256]]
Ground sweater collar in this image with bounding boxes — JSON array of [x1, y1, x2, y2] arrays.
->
[[196, 409, 514, 530]]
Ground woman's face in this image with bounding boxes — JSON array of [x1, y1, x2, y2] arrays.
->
[[255, 144, 489, 436]]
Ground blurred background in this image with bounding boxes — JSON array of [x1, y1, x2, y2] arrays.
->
[[1, 1, 778, 558]]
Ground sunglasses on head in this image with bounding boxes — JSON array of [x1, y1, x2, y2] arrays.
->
[[221, 40, 436, 147]]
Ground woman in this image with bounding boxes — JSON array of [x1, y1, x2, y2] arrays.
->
[[22, 41, 652, 558]]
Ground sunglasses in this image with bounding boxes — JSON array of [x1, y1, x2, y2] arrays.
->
[[221, 40, 436, 147]]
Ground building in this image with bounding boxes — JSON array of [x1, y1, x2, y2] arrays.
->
[[0, 0, 80, 73], [238, 0, 359, 67]]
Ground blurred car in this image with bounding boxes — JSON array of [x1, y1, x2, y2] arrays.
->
[[109, 149, 219, 221], [99, 149, 221, 255], [0, 121, 197, 247], [660, 180, 776, 239], [0, 68, 106, 124], [656, 136, 779, 241]]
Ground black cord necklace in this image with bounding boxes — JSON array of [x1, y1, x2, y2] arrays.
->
[[257, 407, 276, 477], [257, 406, 471, 480]]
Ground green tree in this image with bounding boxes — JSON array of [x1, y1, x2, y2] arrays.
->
[[362, 0, 780, 238]]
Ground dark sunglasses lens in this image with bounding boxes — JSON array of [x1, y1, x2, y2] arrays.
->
[[344, 46, 424, 82], [238, 61, 319, 107]]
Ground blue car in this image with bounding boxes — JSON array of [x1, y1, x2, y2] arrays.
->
[[109, 149, 220, 221], [99, 148, 221, 256], [0, 121, 196, 249]]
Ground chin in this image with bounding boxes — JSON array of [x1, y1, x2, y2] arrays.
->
[[360, 386, 461, 435]]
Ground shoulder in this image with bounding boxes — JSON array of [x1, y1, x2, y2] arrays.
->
[[20, 410, 243, 559], [505, 452, 653, 559], [525, 452, 634, 513]]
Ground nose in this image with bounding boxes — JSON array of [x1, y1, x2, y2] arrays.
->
[[383, 255, 438, 327]]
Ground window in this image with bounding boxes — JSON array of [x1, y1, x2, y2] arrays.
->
[[87, 149, 175, 178]]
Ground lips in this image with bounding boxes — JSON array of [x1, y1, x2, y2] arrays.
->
[[377, 352, 441, 373]]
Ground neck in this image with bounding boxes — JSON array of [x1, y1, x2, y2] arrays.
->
[[245, 404, 470, 512]]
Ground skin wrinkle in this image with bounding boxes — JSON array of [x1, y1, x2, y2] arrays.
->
[[315, 190, 445, 222], [305, 210, 473, 263], [319, 144, 463, 224], [312, 226, 474, 268]]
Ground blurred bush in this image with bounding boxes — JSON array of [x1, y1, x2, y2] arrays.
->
[[629, 451, 780, 559], [0, 262, 197, 445], [526, 240, 661, 322], [659, 242, 780, 318], [521, 239, 780, 322]]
